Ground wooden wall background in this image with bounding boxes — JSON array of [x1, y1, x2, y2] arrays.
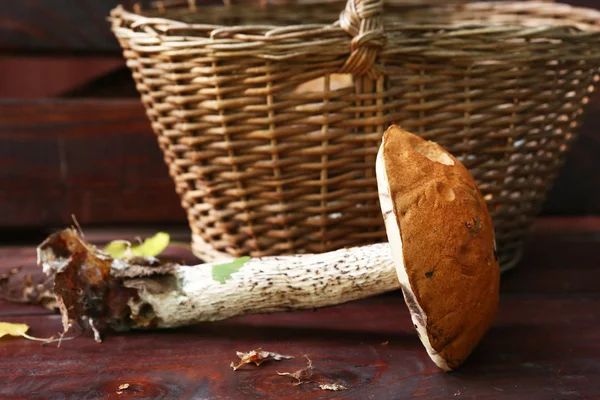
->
[[1, 0, 599, 230]]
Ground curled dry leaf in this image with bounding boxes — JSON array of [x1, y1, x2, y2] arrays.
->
[[230, 348, 294, 371], [319, 382, 347, 391], [277, 356, 313, 386]]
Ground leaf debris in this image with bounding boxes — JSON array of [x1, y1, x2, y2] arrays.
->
[[117, 383, 130, 394], [230, 348, 294, 371], [104, 232, 170, 259], [319, 382, 347, 391], [0, 322, 52, 342], [277, 355, 313, 386], [0, 268, 57, 311]]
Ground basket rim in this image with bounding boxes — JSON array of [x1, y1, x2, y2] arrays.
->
[[111, 0, 600, 36], [110, 0, 600, 65]]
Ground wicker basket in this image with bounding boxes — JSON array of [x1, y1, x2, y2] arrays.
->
[[110, 0, 600, 271]]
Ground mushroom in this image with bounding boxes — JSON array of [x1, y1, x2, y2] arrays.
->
[[376, 125, 500, 370], [38, 125, 500, 371]]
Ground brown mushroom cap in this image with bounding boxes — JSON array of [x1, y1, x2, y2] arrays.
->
[[376, 125, 500, 371]]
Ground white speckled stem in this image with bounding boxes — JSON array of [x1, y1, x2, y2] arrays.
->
[[125, 243, 400, 328]]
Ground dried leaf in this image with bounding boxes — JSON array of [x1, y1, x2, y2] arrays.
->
[[319, 382, 347, 391], [38, 228, 179, 336], [213, 256, 251, 284], [0, 322, 50, 342], [277, 356, 313, 386], [117, 383, 130, 394], [230, 348, 294, 371], [0, 268, 19, 285], [0, 267, 58, 311], [104, 232, 170, 259]]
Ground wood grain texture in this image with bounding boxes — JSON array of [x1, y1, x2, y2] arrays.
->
[[1, 217, 599, 399], [2, 294, 600, 400], [0, 0, 125, 53], [0, 99, 185, 228], [0, 57, 125, 98], [1, 94, 599, 229]]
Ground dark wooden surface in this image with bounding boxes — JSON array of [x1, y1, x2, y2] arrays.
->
[[1, 93, 599, 228], [1, 217, 599, 399], [0, 57, 125, 98], [0, 1, 126, 54], [0, 0, 599, 228], [0, 99, 185, 227]]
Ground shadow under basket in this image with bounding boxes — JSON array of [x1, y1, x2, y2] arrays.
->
[[110, 0, 600, 272]]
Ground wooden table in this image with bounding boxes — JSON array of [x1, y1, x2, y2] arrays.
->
[[1, 217, 599, 399]]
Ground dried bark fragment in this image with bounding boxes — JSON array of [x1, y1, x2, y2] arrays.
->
[[230, 348, 294, 371], [37, 228, 177, 338], [277, 356, 313, 386]]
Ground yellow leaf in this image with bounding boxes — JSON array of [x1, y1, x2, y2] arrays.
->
[[103, 232, 170, 259], [103, 240, 130, 259], [0, 322, 49, 342], [131, 232, 170, 258]]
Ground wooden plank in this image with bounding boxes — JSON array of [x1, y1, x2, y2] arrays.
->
[[0, 91, 599, 228], [0, 57, 125, 98], [1, 217, 599, 316], [0, 1, 124, 53], [0, 294, 599, 399], [0, 99, 185, 228], [0, 217, 599, 397]]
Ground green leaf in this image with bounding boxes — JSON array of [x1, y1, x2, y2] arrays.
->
[[103, 232, 170, 259], [212, 256, 251, 284]]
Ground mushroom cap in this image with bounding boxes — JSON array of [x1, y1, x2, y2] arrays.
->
[[376, 125, 500, 371]]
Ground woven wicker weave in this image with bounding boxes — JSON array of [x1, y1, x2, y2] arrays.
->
[[110, 0, 600, 271]]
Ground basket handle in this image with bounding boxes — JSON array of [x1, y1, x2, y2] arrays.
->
[[338, 0, 385, 77]]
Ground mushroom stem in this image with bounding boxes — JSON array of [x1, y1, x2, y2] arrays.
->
[[127, 243, 399, 328], [37, 229, 400, 333]]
